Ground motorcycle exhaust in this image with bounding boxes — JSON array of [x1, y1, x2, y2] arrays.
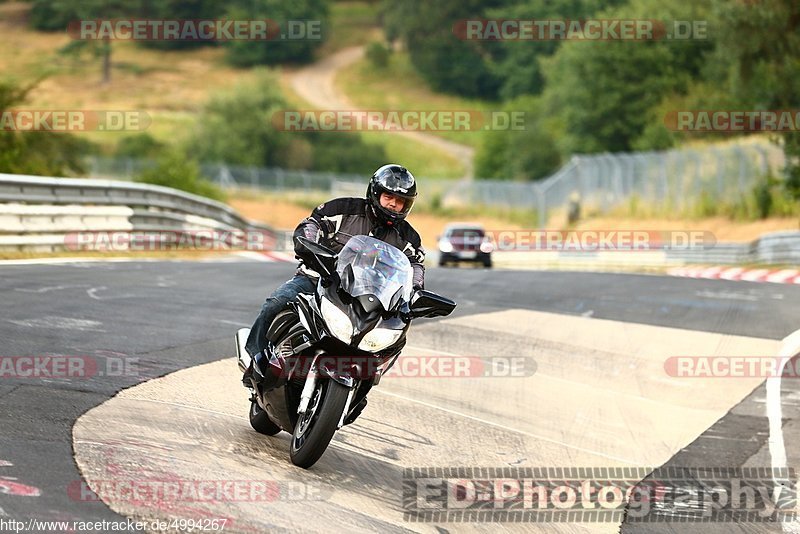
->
[[235, 328, 251, 374]]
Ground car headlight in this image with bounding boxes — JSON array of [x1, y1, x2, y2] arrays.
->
[[321, 297, 353, 343], [358, 328, 403, 352], [480, 240, 493, 253], [439, 240, 453, 253]]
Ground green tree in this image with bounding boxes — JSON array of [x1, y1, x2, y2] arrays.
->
[[304, 132, 387, 173], [187, 70, 387, 171], [224, 0, 329, 66], [542, 0, 713, 154], [135, 150, 226, 201], [187, 70, 291, 167], [138, 0, 223, 50], [381, 0, 508, 99], [0, 80, 94, 176], [708, 0, 800, 200], [486, 0, 627, 99], [475, 96, 562, 180], [55, 0, 142, 84], [115, 133, 165, 159], [29, 0, 77, 31]]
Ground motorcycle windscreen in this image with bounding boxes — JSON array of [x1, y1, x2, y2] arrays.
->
[[337, 235, 413, 312]]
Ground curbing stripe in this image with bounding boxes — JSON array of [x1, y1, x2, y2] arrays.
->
[[670, 266, 799, 284]]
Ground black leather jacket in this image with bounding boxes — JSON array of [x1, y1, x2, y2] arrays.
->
[[292, 197, 426, 289]]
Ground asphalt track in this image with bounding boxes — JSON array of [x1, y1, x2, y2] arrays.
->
[[1, 258, 799, 533]]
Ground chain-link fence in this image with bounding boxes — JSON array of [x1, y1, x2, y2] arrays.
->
[[88, 139, 785, 227], [442, 140, 785, 225]]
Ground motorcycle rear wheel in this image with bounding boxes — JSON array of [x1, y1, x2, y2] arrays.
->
[[289, 380, 349, 468], [249, 400, 282, 436]]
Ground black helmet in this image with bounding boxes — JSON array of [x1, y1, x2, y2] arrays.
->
[[366, 164, 417, 225]]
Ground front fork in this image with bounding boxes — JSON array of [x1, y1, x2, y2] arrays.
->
[[296, 351, 358, 429]]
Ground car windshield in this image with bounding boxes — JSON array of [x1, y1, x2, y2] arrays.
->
[[448, 228, 485, 240], [336, 235, 413, 311]]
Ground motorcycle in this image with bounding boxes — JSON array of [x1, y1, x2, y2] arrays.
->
[[235, 235, 456, 468]]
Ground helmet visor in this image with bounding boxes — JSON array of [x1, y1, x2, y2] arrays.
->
[[375, 167, 415, 195]]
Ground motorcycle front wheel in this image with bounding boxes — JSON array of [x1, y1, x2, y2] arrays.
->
[[289, 379, 349, 468]]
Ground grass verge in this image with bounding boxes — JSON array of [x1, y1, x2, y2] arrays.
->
[[336, 50, 495, 148]]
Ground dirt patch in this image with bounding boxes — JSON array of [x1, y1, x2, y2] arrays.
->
[[229, 196, 313, 231], [230, 194, 798, 247], [573, 216, 799, 243], [229, 194, 525, 247]]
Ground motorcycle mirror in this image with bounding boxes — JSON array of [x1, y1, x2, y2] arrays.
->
[[295, 236, 337, 276], [408, 290, 457, 319]]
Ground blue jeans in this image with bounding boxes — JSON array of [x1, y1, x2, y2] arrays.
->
[[245, 274, 317, 359]]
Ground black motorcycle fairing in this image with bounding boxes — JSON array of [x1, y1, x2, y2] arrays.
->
[[262, 382, 295, 432], [293, 293, 322, 340], [339, 263, 405, 314], [317, 281, 384, 346], [317, 362, 356, 388], [266, 308, 299, 344]]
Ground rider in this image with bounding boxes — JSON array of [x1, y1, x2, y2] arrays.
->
[[243, 164, 426, 369]]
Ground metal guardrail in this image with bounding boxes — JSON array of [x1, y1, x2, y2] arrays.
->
[[0, 173, 291, 252], [486, 231, 800, 269], [1, 172, 796, 265], [662, 232, 800, 265]]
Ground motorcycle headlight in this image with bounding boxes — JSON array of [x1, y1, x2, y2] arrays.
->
[[321, 297, 353, 343], [358, 328, 403, 352]]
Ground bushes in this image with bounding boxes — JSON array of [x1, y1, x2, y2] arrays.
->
[[0, 80, 95, 176], [187, 70, 387, 172], [115, 133, 165, 159], [223, 0, 329, 66], [474, 96, 562, 181], [365, 42, 391, 69], [135, 151, 226, 202]]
